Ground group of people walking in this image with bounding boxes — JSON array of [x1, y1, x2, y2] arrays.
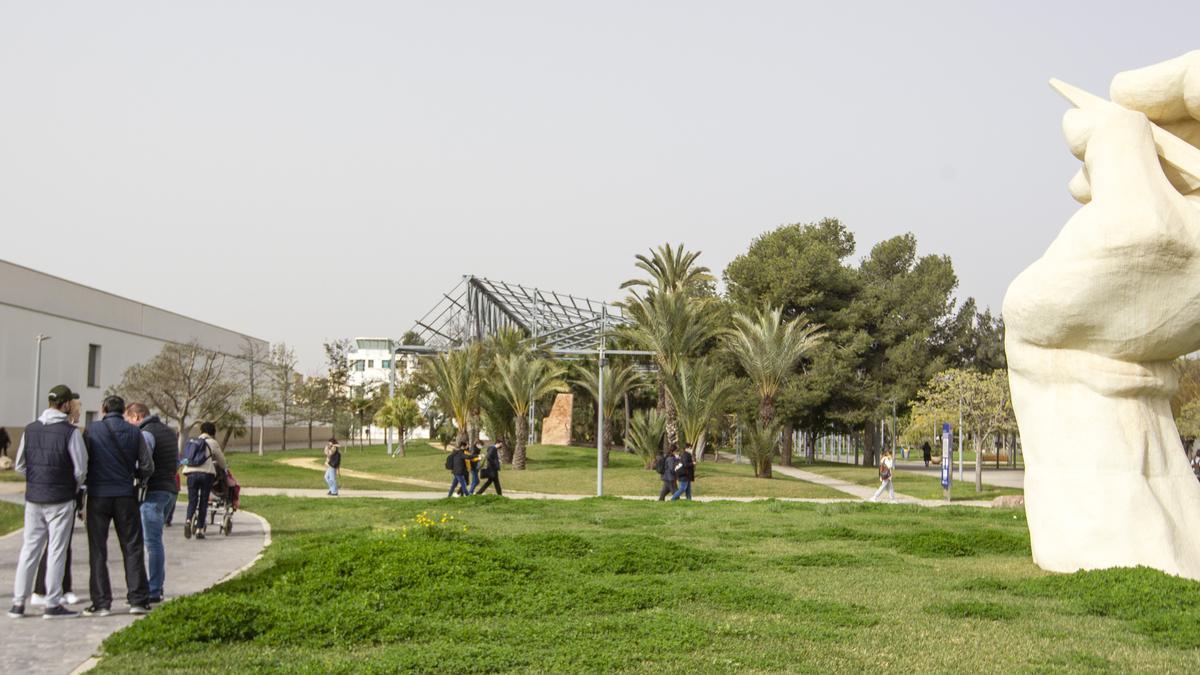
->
[[445, 440, 504, 497], [655, 445, 696, 501], [8, 384, 227, 620]]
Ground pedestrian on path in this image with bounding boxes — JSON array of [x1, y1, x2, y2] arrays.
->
[[446, 443, 470, 497], [8, 384, 87, 620], [656, 446, 678, 501], [125, 402, 178, 604], [466, 442, 483, 495], [870, 449, 896, 503], [0, 427, 10, 457], [475, 441, 503, 496], [324, 438, 341, 496], [922, 441, 932, 467], [181, 422, 227, 540], [83, 395, 155, 617], [671, 445, 695, 501]]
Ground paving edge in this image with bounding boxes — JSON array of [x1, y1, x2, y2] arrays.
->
[[68, 509, 272, 675]]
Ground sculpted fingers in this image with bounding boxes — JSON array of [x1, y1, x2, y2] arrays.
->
[[1068, 167, 1091, 204], [1062, 104, 1171, 207], [1110, 50, 1200, 126]]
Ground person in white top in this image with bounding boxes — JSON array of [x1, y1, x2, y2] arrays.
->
[[870, 449, 896, 503]]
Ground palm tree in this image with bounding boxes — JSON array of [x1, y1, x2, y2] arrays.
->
[[621, 290, 720, 447], [420, 344, 485, 446], [664, 359, 738, 463], [374, 395, 423, 457], [726, 305, 823, 477], [741, 420, 781, 479], [574, 362, 643, 467], [478, 386, 516, 461], [494, 354, 568, 470], [627, 408, 667, 469], [620, 242, 714, 297]]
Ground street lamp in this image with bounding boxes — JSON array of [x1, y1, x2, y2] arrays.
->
[[387, 338, 396, 457], [33, 334, 51, 418]]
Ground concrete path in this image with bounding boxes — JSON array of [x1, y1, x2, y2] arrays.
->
[[278, 457, 445, 489], [0, 487, 270, 675], [895, 461, 1025, 489], [716, 453, 995, 508]]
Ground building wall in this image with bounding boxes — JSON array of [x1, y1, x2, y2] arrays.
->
[[0, 259, 266, 428]]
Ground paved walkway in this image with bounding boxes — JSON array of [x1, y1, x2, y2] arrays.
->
[[895, 460, 1025, 489], [0, 486, 270, 675]]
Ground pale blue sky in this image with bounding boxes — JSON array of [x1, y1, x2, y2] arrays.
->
[[2, 1, 1197, 370]]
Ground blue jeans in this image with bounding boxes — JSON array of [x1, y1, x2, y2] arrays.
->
[[140, 490, 175, 597], [325, 467, 339, 495], [448, 474, 470, 497], [468, 467, 480, 494], [671, 480, 692, 501]]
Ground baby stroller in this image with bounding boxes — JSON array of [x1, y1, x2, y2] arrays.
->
[[187, 468, 241, 537]]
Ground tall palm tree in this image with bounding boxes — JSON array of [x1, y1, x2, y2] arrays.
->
[[574, 362, 644, 467], [494, 354, 568, 470], [420, 344, 485, 446], [665, 359, 738, 462], [620, 242, 714, 297], [621, 290, 720, 447], [726, 305, 823, 477]]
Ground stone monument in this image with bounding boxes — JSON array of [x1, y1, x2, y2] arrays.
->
[[1004, 51, 1200, 580], [540, 392, 573, 446]]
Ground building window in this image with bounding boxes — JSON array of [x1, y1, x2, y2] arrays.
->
[[353, 360, 365, 371], [87, 344, 101, 387], [382, 360, 392, 369], [367, 360, 374, 368]]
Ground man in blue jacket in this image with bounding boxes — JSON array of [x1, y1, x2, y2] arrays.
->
[[124, 402, 177, 604], [83, 395, 154, 616]]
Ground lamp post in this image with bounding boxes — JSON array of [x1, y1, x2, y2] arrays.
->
[[33, 334, 51, 419], [387, 338, 396, 457], [596, 306, 607, 497]]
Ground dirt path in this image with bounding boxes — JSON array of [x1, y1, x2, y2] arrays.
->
[[277, 457, 446, 489]]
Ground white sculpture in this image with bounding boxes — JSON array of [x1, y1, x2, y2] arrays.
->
[[1004, 51, 1200, 581]]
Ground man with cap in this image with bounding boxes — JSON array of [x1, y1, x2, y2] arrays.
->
[[124, 402, 178, 604], [8, 385, 88, 619], [82, 395, 154, 617]]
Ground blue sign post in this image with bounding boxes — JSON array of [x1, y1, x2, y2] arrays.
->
[[940, 423, 952, 501]]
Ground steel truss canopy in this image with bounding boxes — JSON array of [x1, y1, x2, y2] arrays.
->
[[409, 275, 628, 351]]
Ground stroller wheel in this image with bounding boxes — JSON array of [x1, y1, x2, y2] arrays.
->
[[223, 515, 233, 535]]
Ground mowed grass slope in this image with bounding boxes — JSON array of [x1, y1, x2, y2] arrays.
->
[[0, 500, 23, 535], [233, 441, 850, 500], [96, 496, 1200, 672]]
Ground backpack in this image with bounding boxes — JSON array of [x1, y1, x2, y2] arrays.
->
[[180, 437, 210, 467], [445, 453, 455, 471], [653, 456, 666, 475], [879, 460, 892, 480]]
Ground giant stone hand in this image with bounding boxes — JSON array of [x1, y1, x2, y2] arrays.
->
[[1004, 51, 1200, 580]]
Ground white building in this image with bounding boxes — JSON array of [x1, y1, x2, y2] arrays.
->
[[346, 337, 429, 440], [1, 259, 266, 432]]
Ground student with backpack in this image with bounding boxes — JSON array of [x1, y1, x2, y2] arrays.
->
[[870, 449, 896, 503], [656, 446, 678, 501], [671, 445, 695, 501], [324, 438, 341, 496], [446, 443, 469, 497], [475, 440, 504, 496], [180, 422, 227, 540]]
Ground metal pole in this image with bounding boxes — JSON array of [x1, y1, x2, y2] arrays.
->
[[33, 334, 50, 419], [387, 340, 396, 457], [957, 393, 964, 481], [596, 306, 606, 497]]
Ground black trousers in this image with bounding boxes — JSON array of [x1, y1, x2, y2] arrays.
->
[[476, 473, 502, 495], [86, 495, 150, 608], [186, 473, 214, 530], [658, 480, 674, 501]]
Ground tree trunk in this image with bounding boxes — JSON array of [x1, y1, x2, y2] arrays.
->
[[863, 422, 879, 468], [781, 422, 794, 467], [307, 420, 313, 451], [756, 396, 775, 478], [623, 392, 632, 453], [281, 398, 289, 452], [513, 414, 529, 470], [974, 432, 983, 493], [805, 430, 816, 464], [456, 419, 469, 446], [397, 427, 407, 457], [664, 392, 679, 450]]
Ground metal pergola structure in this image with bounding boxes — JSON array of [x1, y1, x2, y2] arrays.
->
[[408, 275, 629, 350]]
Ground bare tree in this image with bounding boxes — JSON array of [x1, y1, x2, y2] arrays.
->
[[270, 343, 299, 451], [116, 341, 235, 448], [239, 337, 271, 455]]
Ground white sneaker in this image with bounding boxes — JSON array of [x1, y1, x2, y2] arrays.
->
[[64, 592, 79, 605], [30, 594, 46, 607]]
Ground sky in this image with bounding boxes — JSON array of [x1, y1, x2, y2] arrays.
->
[[2, 1, 1198, 371]]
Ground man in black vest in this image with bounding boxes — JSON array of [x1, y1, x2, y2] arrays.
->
[[124, 402, 178, 604], [8, 384, 88, 619], [82, 395, 154, 617]]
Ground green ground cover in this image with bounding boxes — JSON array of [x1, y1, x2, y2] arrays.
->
[[95, 496, 1199, 672], [0, 500, 23, 535], [797, 462, 1022, 501], [295, 441, 848, 499]]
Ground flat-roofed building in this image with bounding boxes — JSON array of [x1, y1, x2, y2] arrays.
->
[[0, 258, 267, 432]]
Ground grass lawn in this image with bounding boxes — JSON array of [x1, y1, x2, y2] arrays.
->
[[303, 440, 849, 499], [0, 500, 23, 535], [797, 461, 1022, 502], [226, 448, 432, 492], [95, 495, 1200, 672]]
